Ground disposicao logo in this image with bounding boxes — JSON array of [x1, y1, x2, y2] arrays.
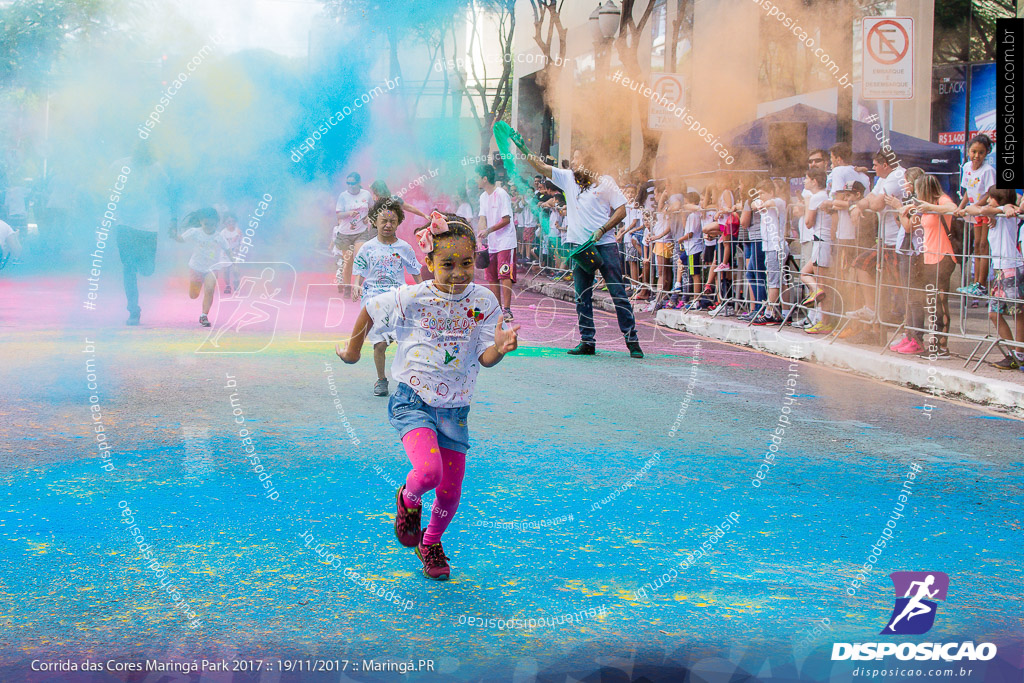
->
[[831, 572, 997, 662], [882, 571, 948, 635]]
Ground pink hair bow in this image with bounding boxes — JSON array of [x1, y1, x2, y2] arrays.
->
[[416, 211, 450, 252]]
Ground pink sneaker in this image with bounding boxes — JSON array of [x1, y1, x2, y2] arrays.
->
[[714, 262, 729, 273], [897, 337, 924, 355], [416, 539, 451, 581], [394, 486, 422, 548], [889, 336, 911, 352]]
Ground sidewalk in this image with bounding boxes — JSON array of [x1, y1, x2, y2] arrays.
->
[[520, 274, 1024, 416]]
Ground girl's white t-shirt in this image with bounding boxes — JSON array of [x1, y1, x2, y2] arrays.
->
[[961, 162, 996, 205], [365, 281, 500, 407], [181, 228, 232, 273], [335, 188, 373, 235], [353, 237, 421, 298], [989, 216, 1024, 271]]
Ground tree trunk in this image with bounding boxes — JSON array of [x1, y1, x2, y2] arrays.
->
[[541, 105, 554, 157]]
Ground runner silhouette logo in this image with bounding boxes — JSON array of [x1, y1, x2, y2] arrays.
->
[[881, 572, 949, 635]]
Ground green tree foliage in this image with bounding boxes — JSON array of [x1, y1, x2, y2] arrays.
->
[[0, 0, 125, 88]]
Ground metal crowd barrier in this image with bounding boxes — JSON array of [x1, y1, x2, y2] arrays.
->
[[514, 202, 1024, 374]]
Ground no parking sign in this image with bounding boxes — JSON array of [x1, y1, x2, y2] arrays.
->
[[648, 72, 685, 130], [862, 16, 914, 100]]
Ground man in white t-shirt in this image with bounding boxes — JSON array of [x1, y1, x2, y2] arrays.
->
[[334, 172, 373, 299], [526, 149, 643, 358], [475, 164, 517, 320]]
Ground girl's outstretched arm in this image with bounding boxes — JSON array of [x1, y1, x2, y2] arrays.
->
[[336, 307, 373, 364], [479, 318, 519, 368]]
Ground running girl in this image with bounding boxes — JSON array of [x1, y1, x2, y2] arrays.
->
[[336, 212, 519, 580], [170, 207, 233, 327], [353, 197, 423, 397]]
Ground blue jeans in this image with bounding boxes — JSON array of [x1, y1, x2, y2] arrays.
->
[[388, 382, 471, 454], [744, 240, 766, 303], [568, 241, 638, 344], [116, 226, 157, 317]]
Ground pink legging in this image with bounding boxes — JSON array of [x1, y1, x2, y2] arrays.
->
[[399, 427, 466, 546]]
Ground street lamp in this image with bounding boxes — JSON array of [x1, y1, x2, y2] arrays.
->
[[591, 1, 621, 72], [590, 1, 621, 43], [598, 1, 620, 40]]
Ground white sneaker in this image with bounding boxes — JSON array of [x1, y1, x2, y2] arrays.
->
[[849, 306, 875, 321]]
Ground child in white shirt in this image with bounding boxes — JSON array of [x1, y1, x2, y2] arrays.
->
[[337, 212, 518, 581], [171, 207, 233, 327], [352, 198, 423, 396]]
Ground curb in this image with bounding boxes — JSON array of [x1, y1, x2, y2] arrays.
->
[[521, 276, 1024, 416]]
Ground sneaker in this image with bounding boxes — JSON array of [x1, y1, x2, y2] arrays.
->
[[932, 348, 951, 360], [890, 336, 911, 352], [710, 303, 734, 316], [503, 307, 514, 321], [713, 262, 729, 273], [675, 297, 689, 309], [956, 282, 983, 296], [645, 300, 659, 313], [567, 342, 596, 356], [126, 312, 140, 326], [199, 314, 211, 327], [990, 355, 1021, 370], [415, 539, 451, 581], [752, 313, 782, 326], [805, 321, 834, 335], [801, 289, 825, 306], [626, 341, 644, 358], [394, 486, 422, 548], [737, 311, 756, 322], [373, 378, 389, 396], [896, 338, 924, 355], [848, 306, 875, 322]]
